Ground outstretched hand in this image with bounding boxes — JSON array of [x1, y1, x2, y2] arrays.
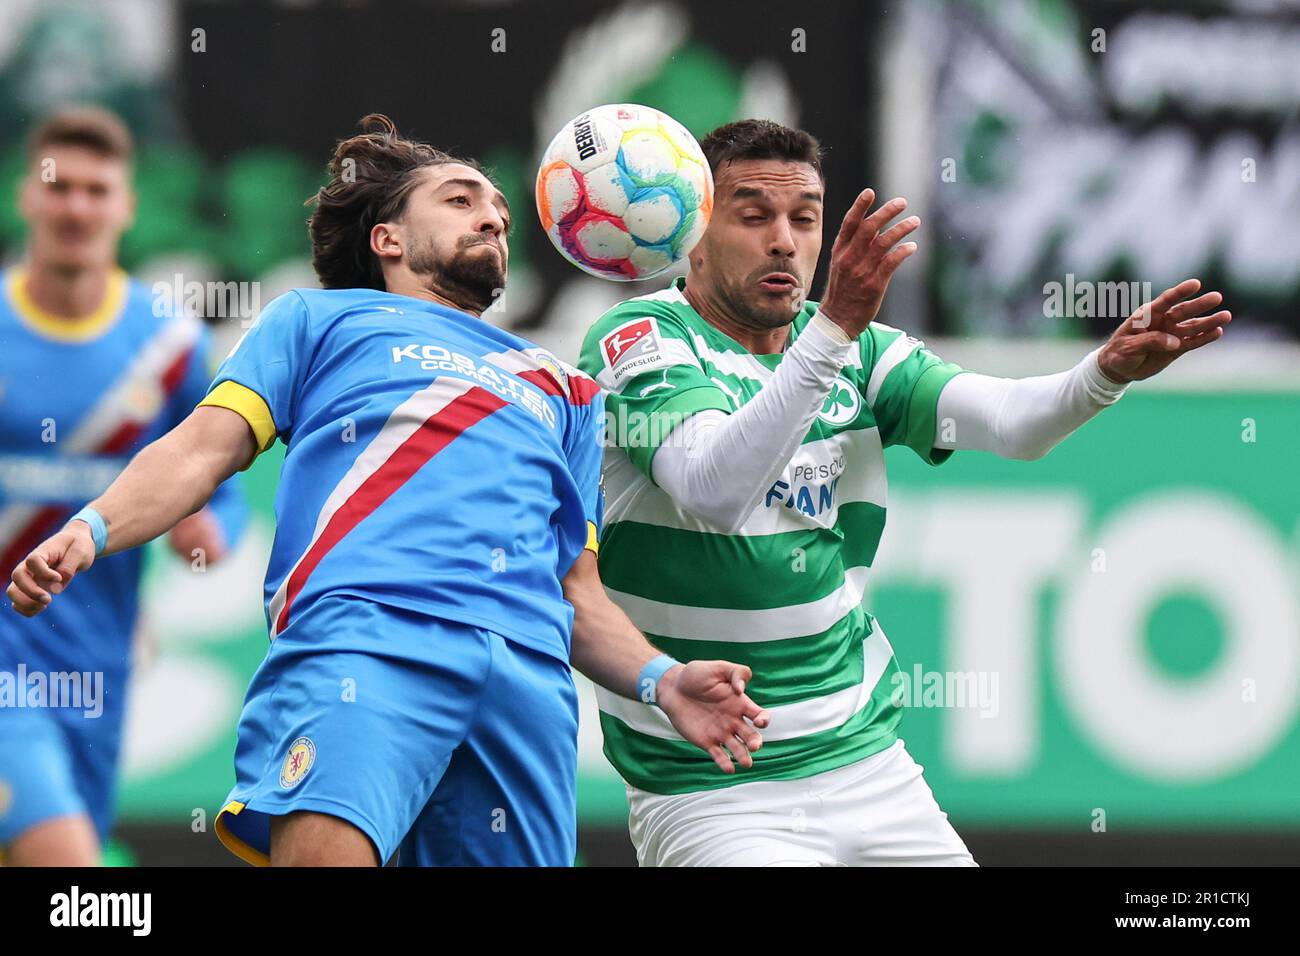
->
[[656, 660, 771, 774], [1097, 279, 1231, 384], [819, 188, 920, 340]]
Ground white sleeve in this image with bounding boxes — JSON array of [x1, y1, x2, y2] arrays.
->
[[934, 346, 1128, 460], [649, 310, 853, 533]]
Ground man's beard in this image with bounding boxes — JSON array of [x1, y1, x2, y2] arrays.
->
[[407, 234, 505, 313], [719, 259, 806, 329]]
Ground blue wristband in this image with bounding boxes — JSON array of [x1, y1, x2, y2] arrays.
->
[[69, 506, 108, 555], [637, 653, 680, 707]]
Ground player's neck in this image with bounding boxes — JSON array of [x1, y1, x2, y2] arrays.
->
[[22, 259, 115, 320], [682, 280, 790, 355], [384, 278, 484, 318]]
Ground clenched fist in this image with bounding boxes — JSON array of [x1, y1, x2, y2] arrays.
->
[[6, 521, 98, 617]]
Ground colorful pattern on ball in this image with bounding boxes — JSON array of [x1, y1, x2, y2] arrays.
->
[[536, 104, 714, 281]]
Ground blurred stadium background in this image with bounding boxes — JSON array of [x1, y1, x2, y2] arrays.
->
[[2, 0, 1297, 865]]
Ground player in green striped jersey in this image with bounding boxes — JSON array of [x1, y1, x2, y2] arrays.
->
[[577, 119, 1231, 866]]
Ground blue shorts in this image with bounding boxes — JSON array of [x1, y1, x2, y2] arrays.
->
[[215, 596, 579, 866], [0, 703, 121, 847]]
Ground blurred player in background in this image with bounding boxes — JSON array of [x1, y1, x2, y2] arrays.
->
[[580, 119, 1231, 866], [0, 106, 248, 866], [8, 115, 768, 867]]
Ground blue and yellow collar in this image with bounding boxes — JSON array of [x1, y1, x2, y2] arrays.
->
[[6, 265, 129, 342]]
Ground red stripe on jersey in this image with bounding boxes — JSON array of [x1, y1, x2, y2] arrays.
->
[[516, 367, 599, 406], [100, 421, 144, 455], [160, 347, 193, 395], [272, 385, 507, 634], [0, 343, 196, 569], [517, 368, 565, 398], [566, 373, 600, 406], [99, 346, 194, 454]]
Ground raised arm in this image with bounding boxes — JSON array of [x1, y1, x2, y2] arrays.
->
[[650, 313, 852, 532], [563, 550, 770, 774], [935, 279, 1231, 459], [651, 190, 919, 531], [6, 405, 257, 616]]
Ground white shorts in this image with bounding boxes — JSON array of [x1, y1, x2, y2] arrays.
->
[[626, 739, 977, 866]]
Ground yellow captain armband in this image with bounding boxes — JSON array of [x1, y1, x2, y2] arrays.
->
[[584, 521, 599, 555], [198, 381, 278, 461]]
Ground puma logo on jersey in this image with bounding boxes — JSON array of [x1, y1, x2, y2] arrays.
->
[[710, 376, 744, 409], [638, 370, 675, 397]]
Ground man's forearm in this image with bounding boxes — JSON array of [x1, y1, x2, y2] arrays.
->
[[650, 310, 853, 532], [934, 346, 1128, 460], [568, 582, 671, 701], [85, 408, 254, 556], [88, 435, 220, 555]]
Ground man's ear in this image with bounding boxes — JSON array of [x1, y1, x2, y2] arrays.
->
[[370, 221, 403, 261]]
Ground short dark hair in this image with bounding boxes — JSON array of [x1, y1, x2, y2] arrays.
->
[[26, 106, 133, 164], [699, 119, 824, 183], [307, 113, 495, 290]]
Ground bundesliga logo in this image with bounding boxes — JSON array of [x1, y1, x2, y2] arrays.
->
[[602, 318, 672, 386], [602, 318, 656, 366]]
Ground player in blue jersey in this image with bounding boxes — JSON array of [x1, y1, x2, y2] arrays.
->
[[0, 107, 247, 865], [8, 115, 770, 866]]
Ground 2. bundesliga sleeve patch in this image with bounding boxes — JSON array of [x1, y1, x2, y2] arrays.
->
[[279, 736, 316, 789], [600, 317, 667, 386]]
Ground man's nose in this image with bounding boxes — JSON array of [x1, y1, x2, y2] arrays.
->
[[62, 189, 97, 222], [478, 205, 505, 235], [768, 218, 796, 259]]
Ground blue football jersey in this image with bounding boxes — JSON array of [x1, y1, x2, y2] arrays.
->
[[0, 266, 247, 693], [199, 288, 604, 663]]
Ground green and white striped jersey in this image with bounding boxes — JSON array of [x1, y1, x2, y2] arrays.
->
[[577, 276, 966, 794]]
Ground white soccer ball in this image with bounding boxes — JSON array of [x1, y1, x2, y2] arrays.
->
[[535, 104, 714, 281]]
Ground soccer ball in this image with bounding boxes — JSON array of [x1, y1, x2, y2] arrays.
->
[[535, 104, 714, 281]]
